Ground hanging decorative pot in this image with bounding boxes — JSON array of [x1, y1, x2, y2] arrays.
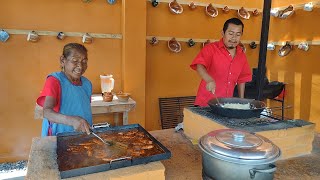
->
[[278, 5, 294, 19], [205, 4, 218, 18], [168, 38, 181, 53], [57, 32, 66, 40], [249, 41, 257, 49], [187, 39, 196, 47], [298, 42, 309, 51], [149, 37, 159, 46], [27, 31, 40, 42], [169, 0, 183, 14], [304, 2, 313, 11], [188, 2, 197, 10], [82, 33, 93, 44], [151, 0, 159, 7], [0, 29, 10, 42], [238, 7, 250, 20], [267, 43, 275, 51], [106, 0, 116, 5], [253, 9, 260, 16], [278, 42, 292, 57], [222, 6, 230, 14]]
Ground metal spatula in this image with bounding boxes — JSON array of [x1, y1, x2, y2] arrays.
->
[[90, 129, 128, 150]]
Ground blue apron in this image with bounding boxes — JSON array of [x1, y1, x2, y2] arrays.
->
[[41, 72, 92, 136]]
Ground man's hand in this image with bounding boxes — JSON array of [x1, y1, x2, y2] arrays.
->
[[206, 81, 216, 94], [71, 116, 91, 135]]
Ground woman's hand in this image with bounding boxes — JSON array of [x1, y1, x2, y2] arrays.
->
[[70, 116, 91, 135]]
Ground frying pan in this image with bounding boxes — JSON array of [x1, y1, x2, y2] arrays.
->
[[207, 98, 266, 119]]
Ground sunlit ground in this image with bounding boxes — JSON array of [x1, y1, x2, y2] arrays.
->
[[0, 169, 26, 180]]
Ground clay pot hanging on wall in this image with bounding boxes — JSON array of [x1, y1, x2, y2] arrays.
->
[[149, 37, 159, 46], [189, 2, 197, 10], [205, 4, 218, 18], [0, 29, 10, 42], [169, 0, 183, 14], [222, 6, 230, 14], [27, 31, 40, 42], [151, 0, 159, 7], [168, 38, 181, 53], [187, 39, 196, 47], [238, 7, 250, 20], [278, 42, 293, 57], [278, 5, 294, 19]]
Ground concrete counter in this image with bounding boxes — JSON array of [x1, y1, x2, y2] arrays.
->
[[26, 129, 320, 179]]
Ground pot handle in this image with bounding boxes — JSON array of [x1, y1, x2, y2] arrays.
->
[[249, 164, 276, 179]]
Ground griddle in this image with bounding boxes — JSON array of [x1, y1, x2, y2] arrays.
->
[[57, 124, 171, 179]]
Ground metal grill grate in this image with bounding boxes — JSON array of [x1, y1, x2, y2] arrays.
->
[[159, 96, 196, 129]]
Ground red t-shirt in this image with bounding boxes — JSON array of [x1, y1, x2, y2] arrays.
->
[[190, 38, 252, 106], [36, 76, 84, 111], [36, 76, 61, 112]]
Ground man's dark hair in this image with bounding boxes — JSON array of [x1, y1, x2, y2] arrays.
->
[[63, 43, 88, 58], [223, 18, 244, 33]]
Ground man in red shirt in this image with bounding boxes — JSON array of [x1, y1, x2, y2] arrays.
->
[[190, 18, 252, 106]]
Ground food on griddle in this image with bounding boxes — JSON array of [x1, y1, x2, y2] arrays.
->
[[222, 103, 251, 110], [57, 128, 164, 171]]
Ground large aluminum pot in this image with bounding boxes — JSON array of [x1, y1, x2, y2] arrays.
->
[[199, 129, 281, 180]]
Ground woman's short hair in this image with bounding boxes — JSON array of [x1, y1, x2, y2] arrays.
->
[[62, 43, 88, 58]]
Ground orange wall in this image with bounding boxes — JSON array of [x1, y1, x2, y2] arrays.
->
[[267, 5, 320, 131], [1, 0, 320, 163], [146, 1, 263, 130], [0, 0, 124, 162]]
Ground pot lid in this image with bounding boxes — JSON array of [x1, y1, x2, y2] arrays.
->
[[199, 129, 281, 165]]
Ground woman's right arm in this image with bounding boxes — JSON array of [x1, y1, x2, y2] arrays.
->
[[43, 96, 91, 134]]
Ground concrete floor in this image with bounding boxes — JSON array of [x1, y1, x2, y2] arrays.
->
[[150, 129, 320, 180]]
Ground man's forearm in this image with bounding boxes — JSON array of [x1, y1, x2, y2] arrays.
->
[[237, 83, 246, 98], [196, 64, 213, 83]]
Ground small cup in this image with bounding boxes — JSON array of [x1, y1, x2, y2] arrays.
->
[[267, 43, 275, 51], [270, 9, 279, 17], [249, 41, 257, 49], [187, 39, 196, 47], [57, 32, 65, 40], [149, 37, 159, 46], [304, 2, 313, 12], [253, 9, 260, 16], [222, 6, 230, 14], [0, 29, 10, 42], [27, 31, 40, 42], [106, 0, 116, 5], [298, 42, 309, 51], [151, 0, 159, 7], [82, 33, 93, 44], [188, 2, 197, 10]]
